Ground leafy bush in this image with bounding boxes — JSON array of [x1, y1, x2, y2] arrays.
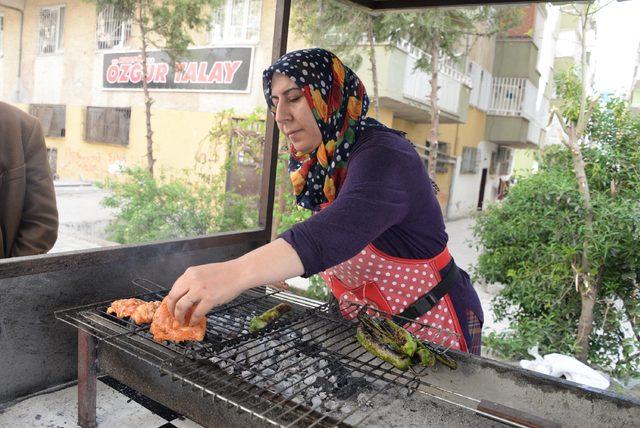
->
[[100, 167, 258, 244], [474, 97, 640, 377]]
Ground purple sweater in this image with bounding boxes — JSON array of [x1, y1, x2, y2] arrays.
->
[[281, 128, 483, 347]]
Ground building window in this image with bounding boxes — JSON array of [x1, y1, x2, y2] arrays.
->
[[489, 151, 498, 175], [435, 142, 450, 174], [497, 147, 512, 175], [0, 14, 4, 56], [96, 6, 131, 50], [210, 0, 261, 44], [39, 5, 65, 54], [85, 107, 131, 145], [461, 147, 479, 174], [29, 104, 66, 138]]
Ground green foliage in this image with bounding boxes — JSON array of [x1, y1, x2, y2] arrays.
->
[[291, 0, 391, 71], [100, 167, 258, 244], [383, 6, 522, 72], [474, 96, 640, 377], [100, 109, 265, 244], [92, 0, 221, 62]]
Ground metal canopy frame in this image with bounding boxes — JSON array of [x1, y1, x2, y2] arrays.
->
[[0, 0, 632, 413]]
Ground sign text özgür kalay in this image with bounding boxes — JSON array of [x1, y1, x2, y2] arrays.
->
[[102, 47, 253, 92]]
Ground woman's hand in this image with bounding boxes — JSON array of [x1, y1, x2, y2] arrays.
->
[[166, 261, 246, 326], [165, 238, 305, 326]]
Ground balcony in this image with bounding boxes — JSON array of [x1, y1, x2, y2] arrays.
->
[[486, 77, 548, 148], [354, 40, 471, 124]]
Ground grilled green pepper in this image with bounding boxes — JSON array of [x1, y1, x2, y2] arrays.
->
[[414, 343, 436, 367], [249, 303, 292, 333], [382, 319, 418, 357], [356, 324, 411, 370], [357, 314, 417, 357]]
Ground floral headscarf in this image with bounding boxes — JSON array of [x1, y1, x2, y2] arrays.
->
[[263, 48, 401, 211]]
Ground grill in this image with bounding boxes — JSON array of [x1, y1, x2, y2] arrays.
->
[[55, 278, 568, 428]]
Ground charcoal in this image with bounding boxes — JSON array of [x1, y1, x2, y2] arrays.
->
[[311, 396, 322, 408]]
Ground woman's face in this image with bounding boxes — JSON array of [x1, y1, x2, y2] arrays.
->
[[270, 72, 323, 154]]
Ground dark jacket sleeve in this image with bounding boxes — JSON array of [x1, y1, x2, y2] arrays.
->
[[11, 119, 58, 257], [280, 142, 412, 277]]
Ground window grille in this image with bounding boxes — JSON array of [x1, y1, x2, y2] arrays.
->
[[0, 14, 4, 55], [30, 104, 66, 138], [39, 6, 65, 54], [97, 6, 131, 50], [210, 0, 261, 44], [85, 107, 131, 145], [461, 147, 479, 174]]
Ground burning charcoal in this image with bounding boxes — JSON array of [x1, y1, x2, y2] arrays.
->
[[311, 396, 322, 408], [241, 370, 252, 379], [341, 405, 353, 414], [262, 368, 276, 377], [323, 400, 338, 411], [235, 352, 247, 364], [319, 392, 327, 400], [328, 375, 336, 383], [281, 385, 294, 396], [357, 393, 373, 407], [304, 375, 317, 386]]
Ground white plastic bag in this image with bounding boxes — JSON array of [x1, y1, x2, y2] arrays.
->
[[519, 345, 610, 390]]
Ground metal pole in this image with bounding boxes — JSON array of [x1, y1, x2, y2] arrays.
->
[[257, 0, 291, 243], [77, 330, 97, 428]]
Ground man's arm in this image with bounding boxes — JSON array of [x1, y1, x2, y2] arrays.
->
[[11, 119, 59, 257]]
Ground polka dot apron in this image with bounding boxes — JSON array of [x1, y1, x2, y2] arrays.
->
[[320, 243, 468, 352]]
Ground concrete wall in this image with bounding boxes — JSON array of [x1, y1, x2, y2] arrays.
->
[[494, 39, 540, 87], [441, 108, 498, 219]]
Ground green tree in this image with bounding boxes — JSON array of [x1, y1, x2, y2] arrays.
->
[[546, 3, 614, 361], [384, 7, 521, 181], [291, 0, 395, 118], [92, 0, 221, 176], [474, 94, 640, 377]]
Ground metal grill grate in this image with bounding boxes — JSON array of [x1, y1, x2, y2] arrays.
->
[[54, 279, 484, 428]]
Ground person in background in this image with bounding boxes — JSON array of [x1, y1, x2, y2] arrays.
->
[[0, 102, 58, 258]]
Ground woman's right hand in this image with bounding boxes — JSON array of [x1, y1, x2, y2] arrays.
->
[[165, 238, 305, 326], [166, 261, 248, 326]]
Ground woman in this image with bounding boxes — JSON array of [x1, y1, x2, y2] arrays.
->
[[167, 48, 483, 354]]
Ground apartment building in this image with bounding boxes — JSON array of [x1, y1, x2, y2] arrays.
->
[[0, 0, 560, 219]]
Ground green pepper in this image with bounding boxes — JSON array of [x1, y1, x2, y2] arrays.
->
[[356, 324, 411, 371], [249, 303, 292, 333], [414, 343, 436, 367]]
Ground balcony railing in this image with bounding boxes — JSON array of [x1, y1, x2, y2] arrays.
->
[[488, 77, 530, 116], [394, 39, 472, 87], [488, 76, 550, 146]]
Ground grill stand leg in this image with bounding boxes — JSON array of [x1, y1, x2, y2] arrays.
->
[[78, 330, 97, 428]]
